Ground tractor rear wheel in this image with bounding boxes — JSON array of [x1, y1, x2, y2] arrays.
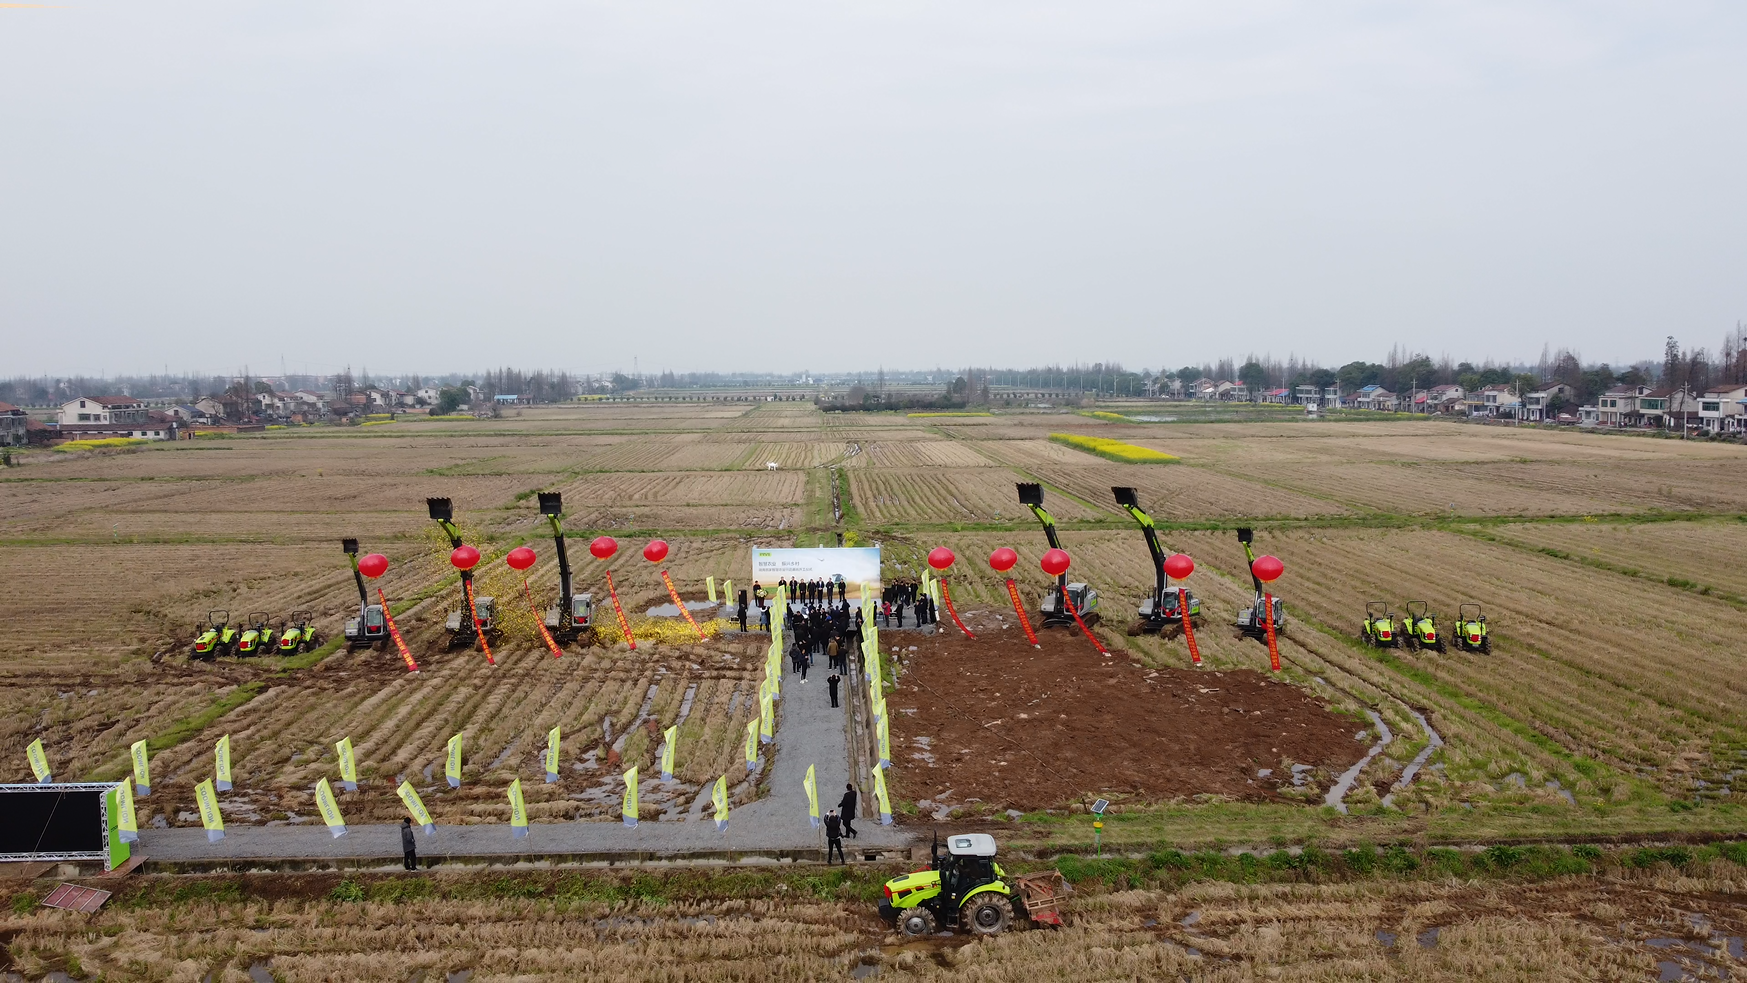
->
[[898, 907, 936, 937], [964, 897, 1012, 936]]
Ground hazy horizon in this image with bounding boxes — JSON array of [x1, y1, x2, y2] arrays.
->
[[3, 1, 1743, 377]]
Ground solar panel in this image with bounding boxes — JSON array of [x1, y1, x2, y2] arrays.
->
[[41, 883, 111, 914]]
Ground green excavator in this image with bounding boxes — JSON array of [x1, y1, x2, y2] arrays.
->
[[537, 492, 593, 643], [430, 498, 498, 649], [341, 539, 388, 650], [1110, 486, 1200, 635], [1016, 483, 1098, 628], [1233, 528, 1287, 642]]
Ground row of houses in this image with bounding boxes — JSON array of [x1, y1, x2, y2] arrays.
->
[[1582, 383, 1747, 434]]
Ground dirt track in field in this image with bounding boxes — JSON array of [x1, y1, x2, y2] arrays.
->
[[885, 614, 1367, 811]]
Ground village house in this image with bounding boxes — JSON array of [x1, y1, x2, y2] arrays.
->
[[1634, 388, 1697, 430], [0, 401, 27, 447], [1351, 385, 1396, 411], [59, 395, 148, 426], [1523, 384, 1574, 422], [415, 387, 441, 406], [1425, 384, 1466, 413], [1323, 386, 1342, 407], [1293, 385, 1320, 405], [1478, 384, 1521, 418], [1698, 384, 1747, 434]]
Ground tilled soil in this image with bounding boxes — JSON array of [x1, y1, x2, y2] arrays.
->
[[885, 616, 1366, 811]]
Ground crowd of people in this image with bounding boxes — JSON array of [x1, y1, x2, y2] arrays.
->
[[731, 576, 939, 633]]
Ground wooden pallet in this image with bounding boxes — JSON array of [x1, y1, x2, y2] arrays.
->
[[101, 854, 146, 878]]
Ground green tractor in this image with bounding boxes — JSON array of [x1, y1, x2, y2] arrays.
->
[[879, 833, 1067, 936], [277, 610, 319, 654], [190, 610, 233, 660], [1403, 600, 1445, 653], [234, 612, 277, 656], [1457, 603, 1491, 653], [1360, 601, 1399, 648]]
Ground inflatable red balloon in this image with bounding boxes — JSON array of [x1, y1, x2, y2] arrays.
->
[[1252, 554, 1285, 583], [1163, 553, 1194, 580], [988, 547, 1018, 572], [449, 545, 480, 571], [643, 539, 669, 563], [506, 546, 537, 571], [590, 536, 618, 560], [1040, 548, 1071, 577], [927, 547, 955, 571], [357, 553, 389, 579]]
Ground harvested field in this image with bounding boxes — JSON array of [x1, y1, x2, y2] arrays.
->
[[850, 468, 1103, 524], [5, 861, 1744, 982], [885, 622, 1365, 812]]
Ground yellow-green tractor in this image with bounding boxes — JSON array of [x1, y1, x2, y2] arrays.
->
[[1403, 600, 1445, 653], [879, 833, 1067, 936], [1457, 603, 1491, 653], [277, 610, 319, 654], [1361, 601, 1399, 648], [235, 612, 277, 656], [190, 610, 235, 660]]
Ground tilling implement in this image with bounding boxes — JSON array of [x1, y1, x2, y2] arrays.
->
[[1016, 483, 1098, 627], [879, 832, 1067, 937], [1361, 601, 1400, 648], [277, 610, 319, 654], [341, 538, 389, 650], [1457, 603, 1491, 653], [1404, 600, 1445, 653], [1232, 527, 1287, 641], [1111, 486, 1200, 635], [537, 492, 592, 643]]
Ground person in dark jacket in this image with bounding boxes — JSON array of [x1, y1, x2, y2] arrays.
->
[[823, 810, 845, 864], [838, 783, 859, 838], [401, 817, 417, 870], [827, 672, 841, 707], [737, 589, 749, 632]]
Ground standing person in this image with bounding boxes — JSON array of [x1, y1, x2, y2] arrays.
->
[[400, 817, 417, 870], [826, 635, 840, 672], [760, 604, 771, 633], [754, 581, 766, 608], [827, 672, 841, 707], [737, 589, 749, 632], [895, 600, 904, 628], [838, 784, 859, 839], [823, 810, 845, 865], [838, 580, 846, 602], [800, 648, 811, 682]]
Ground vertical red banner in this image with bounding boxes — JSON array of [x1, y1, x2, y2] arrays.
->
[[605, 570, 636, 650], [465, 579, 496, 665], [1064, 593, 1107, 655], [1003, 579, 1039, 647], [523, 581, 564, 658], [939, 578, 976, 639], [377, 588, 419, 673], [661, 570, 708, 640], [1180, 599, 1202, 666], [1264, 593, 1280, 672]]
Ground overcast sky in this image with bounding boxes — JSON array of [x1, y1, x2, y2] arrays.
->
[[2, 1, 1743, 377]]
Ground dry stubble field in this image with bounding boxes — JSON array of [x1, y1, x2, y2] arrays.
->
[[5, 400, 1747, 979]]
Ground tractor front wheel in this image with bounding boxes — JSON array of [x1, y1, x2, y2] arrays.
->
[[898, 907, 937, 937], [964, 897, 1012, 936]]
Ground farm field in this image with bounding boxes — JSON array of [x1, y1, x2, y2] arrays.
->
[[3, 401, 1747, 852]]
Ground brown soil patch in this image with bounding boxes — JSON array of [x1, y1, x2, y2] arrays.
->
[[886, 621, 1365, 810]]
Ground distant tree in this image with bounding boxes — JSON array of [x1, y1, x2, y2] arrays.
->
[[253, 380, 275, 395], [1306, 368, 1337, 390], [610, 373, 638, 392], [1618, 366, 1649, 388], [1237, 361, 1267, 395], [1337, 361, 1384, 392], [1578, 365, 1616, 405], [435, 388, 468, 415], [1663, 336, 1682, 387], [1177, 365, 1204, 384]]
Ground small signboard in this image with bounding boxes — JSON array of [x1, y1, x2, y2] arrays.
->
[[1090, 799, 1109, 816]]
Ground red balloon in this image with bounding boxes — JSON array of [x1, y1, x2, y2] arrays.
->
[[357, 553, 389, 579], [1040, 548, 1071, 577], [590, 536, 618, 560], [1252, 554, 1285, 583], [643, 539, 669, 563], [988, 547, 1018, 572], [1163, 553, 1194, 580], [449, 545, 480, 571], [506, 546, 537, 571], [927, 547, 955, 571]]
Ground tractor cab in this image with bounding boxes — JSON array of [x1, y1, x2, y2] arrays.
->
[[1235, 592, 1287, 638], [1039, 583, 1099, 621], [1361, 601, 1399, 648], [1404, 600, 1445, 653], [1457, 603, 1490, 653], [1151, 585, 1200, 621], [345, 604, 387, 649]]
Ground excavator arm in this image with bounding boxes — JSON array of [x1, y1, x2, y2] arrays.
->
[[538, 492, 574, 630], [1016, 483, 1068, 595], [1112, 487, 1166, 609], [342, 538, 368, 615]]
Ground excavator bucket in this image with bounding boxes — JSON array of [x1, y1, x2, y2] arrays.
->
[[538, 492, 563, 516], [1016, 483, 1044, 507], [1112, 486, 1139, 509]]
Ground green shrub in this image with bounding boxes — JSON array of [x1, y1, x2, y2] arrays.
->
[[329, 879, 365, 902]]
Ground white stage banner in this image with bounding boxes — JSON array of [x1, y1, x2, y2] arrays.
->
[[751, 547, 880, 597]]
